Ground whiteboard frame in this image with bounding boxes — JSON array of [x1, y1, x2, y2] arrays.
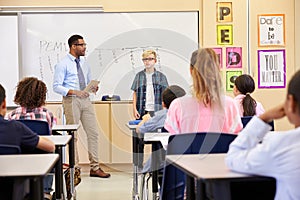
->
[[17, 11, 199, 102]]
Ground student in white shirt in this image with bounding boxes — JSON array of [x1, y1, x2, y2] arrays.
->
[[226, 70, 300, 200]]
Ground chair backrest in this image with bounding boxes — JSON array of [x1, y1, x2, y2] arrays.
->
[[241, 116, 274, 131], [160, 132, 237, 200], [17, 119, 50, 135], [0, 144, 21, 155], [17, 120, 50, 154]]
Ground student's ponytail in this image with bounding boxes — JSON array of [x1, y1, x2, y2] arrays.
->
[[235, 74, 257, 116], [242, 94, 257, 116]]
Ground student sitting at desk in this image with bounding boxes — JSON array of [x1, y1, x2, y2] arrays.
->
[[6, 77, 55, 200], [136, 85, 186, 135], [136, 85, 186, 173], [0, 83, 55, 200], [233, 74, 265, 116], [226, 70, 300, 200], [165, 48, 243, 134]]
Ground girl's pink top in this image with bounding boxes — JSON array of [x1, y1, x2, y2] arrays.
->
[[164, 95, 243, 135]]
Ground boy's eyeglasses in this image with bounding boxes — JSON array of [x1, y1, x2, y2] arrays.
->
[[142, 58, 155, 61]]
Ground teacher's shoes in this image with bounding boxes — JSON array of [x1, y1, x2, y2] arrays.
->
[[90, 168, 111, 178]]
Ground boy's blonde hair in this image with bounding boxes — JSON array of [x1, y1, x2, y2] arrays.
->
[[191, 48, 223, 108], [142, 50, 157, 59]]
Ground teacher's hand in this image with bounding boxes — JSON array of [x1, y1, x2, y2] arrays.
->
[[75, 90, 90, 98], [90, 85, 98, 94]]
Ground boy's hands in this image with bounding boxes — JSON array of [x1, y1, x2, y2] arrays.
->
[[134, 109, 140, 119], [141, 113, 151, 122], [136, 114, 151, 134]]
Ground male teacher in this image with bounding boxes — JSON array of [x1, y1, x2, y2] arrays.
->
[[53, 34, 110, 178]]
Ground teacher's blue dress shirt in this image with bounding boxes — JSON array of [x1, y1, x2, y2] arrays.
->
[[53, 53, 91, 96]]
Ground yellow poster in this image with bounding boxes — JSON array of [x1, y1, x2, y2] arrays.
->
[[217, 25, 233, 45]]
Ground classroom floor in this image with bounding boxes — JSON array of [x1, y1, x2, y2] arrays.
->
[[71, 164, 154, 200]]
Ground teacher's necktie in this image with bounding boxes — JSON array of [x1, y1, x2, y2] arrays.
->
[[75, 58, 86, 91]]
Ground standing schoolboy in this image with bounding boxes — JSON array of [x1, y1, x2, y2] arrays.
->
[[131, 49, 169, 170]]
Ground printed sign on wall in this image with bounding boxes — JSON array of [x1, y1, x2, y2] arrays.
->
[[258, 14, 285, 47], [226, 47, 242, 68], [217, 25, 233, 45], [226, 70, 242, 91], [258, 49, 286, 88], [216, 2, 233, 23]]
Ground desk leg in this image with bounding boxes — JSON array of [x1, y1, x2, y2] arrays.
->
[[186, 177, 205, 200], [132, 129, 139, 200], [196, 179, 205, 200], [69, 131, 75, 199], [30, 177, 43, 200], [55, 146, 63, 200], [186, 175, 195, 200], [151, 143, 159, 200]]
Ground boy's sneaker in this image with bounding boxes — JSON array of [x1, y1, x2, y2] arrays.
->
[[44, 192, 52, 200]]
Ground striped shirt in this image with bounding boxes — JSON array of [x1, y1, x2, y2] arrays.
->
[[6, 107, 54, 130]]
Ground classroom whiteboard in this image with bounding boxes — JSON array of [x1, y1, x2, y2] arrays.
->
[[0, 15, 19, 107], [20, 12, 199, 101]]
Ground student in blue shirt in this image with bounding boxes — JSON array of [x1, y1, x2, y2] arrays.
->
[[136, 85, 186, 173], [136, 85, 186, 135]]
